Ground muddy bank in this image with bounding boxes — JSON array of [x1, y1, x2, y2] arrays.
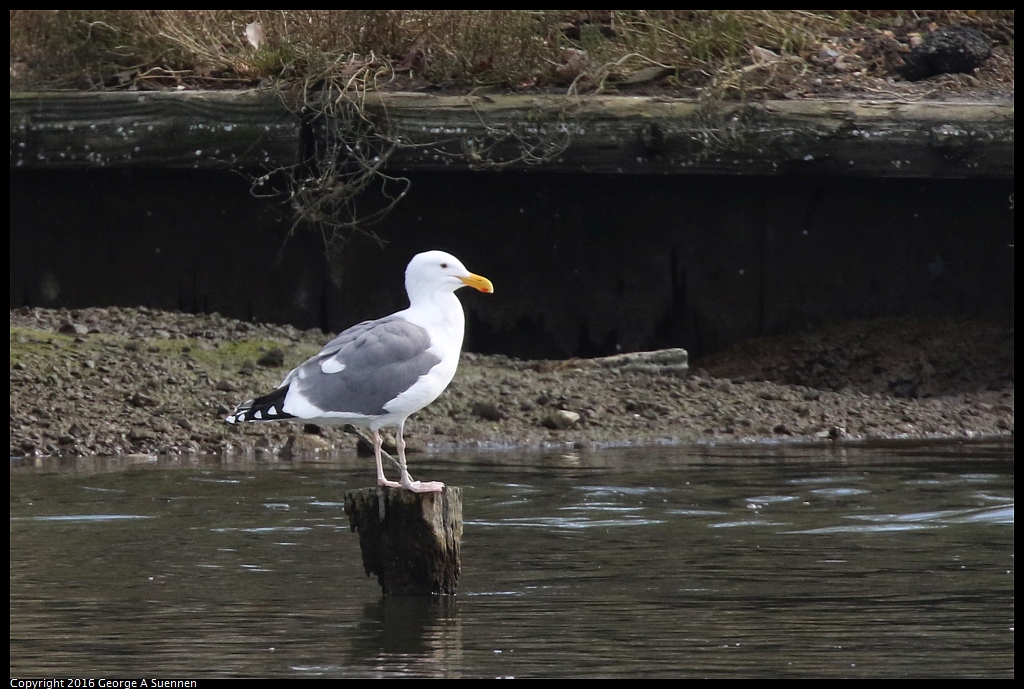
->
[[9, 307, 1013, 459]]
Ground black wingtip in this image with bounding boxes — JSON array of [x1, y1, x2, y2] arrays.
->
[[226, 386, 295, 424]]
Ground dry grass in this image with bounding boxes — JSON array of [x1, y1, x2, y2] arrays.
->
[[10, 10, 1014, 94]]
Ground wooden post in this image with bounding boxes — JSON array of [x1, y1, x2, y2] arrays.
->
[[344, 486, 463, 595]]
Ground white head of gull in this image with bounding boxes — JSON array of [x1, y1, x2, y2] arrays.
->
[[227, 250, 494, 493]]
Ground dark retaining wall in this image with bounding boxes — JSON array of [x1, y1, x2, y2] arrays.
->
[[9, 168, 1015, 359]]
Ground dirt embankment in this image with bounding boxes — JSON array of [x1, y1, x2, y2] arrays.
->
[[9, 307, 1013, 459]]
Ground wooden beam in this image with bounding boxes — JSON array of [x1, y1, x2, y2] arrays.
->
[[10, 91, 1013, 178]]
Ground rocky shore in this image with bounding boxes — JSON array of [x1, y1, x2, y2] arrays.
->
[[9, 306, 1013, 459]]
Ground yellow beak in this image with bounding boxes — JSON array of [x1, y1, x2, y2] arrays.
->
[[460, 273, 494, 294]]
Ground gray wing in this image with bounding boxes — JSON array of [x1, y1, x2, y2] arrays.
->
[[288, 316, 441, 416], [317, 318, 385, 358], [281, 316, 391, 387]]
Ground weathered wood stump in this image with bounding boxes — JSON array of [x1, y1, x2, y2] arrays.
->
[[344, 486, 463, 595]]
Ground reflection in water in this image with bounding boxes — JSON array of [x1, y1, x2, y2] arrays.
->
[[9, 443, 1014, 677]]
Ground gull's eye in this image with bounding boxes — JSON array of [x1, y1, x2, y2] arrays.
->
[[440, 262, 448, 269]]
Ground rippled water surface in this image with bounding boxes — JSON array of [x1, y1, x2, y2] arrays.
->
[[10, 443, 1014, 677]]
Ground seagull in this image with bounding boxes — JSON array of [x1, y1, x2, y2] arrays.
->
[[226, 250, 493, 492]]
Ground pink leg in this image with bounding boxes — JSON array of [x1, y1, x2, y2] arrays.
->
[[396, 420, 444, 493], [374, 429, 401, 489]]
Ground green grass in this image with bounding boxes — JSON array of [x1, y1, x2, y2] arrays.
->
[[10, 325, 318, 377]]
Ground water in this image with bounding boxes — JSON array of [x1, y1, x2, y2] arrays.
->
[[9, 443, 1014, 678]]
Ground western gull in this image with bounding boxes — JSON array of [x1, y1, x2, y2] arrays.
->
[[226, 250, 493, 492]]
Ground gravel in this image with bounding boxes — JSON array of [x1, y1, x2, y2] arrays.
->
[[9, 306, 1013, 459]]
